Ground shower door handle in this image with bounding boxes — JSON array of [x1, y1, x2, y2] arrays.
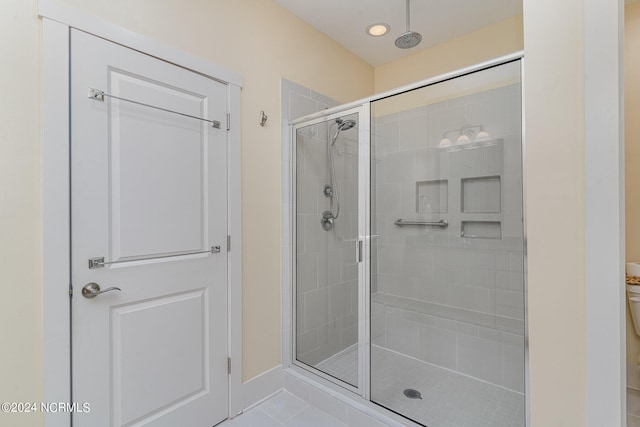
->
[[357, 239, 363, 263]]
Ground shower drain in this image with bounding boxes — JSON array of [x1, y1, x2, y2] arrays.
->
[[403, 388, 423, 399]]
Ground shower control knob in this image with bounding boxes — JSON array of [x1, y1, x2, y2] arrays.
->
[[321, 210, 335, 231]]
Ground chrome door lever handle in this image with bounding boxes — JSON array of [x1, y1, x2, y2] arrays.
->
[[82, 282, 121, 299]]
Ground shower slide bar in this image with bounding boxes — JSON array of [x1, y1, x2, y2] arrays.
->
[[394, 218, 449, 228], [87, 88, 222, 129]]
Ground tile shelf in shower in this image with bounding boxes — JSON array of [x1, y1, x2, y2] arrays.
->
[[461, 220, 502, 239]]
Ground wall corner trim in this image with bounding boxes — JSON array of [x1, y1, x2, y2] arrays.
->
[[584, 0, 626, 425]]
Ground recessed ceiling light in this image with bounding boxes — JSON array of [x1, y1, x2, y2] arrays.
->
[[366, 23, 390, 37]]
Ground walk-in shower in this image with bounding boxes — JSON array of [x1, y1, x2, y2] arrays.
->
[[290, 55, 526, 427]]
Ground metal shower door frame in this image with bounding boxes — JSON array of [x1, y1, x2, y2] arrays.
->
[[290, 105, 368, 397], [288, 51, 527, 427]]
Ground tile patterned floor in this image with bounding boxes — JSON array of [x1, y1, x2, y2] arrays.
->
[[219, 391, 346, 427], [316, 344, 358, 386], [221, 383, 640, 426], [317, 345, 525, 427]]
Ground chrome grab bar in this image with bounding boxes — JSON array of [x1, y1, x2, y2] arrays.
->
[[394, 218, 448, 228]]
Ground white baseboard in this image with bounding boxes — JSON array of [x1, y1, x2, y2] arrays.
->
[[241, 364, 284, 412]]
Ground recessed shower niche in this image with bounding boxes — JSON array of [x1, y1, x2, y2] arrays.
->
[[461, 175, 501, 213], [290, 57, 525, 427]]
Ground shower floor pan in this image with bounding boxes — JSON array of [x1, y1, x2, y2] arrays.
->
[[316, 345, 525, 427]]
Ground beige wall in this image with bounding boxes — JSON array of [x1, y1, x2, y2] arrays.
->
[[627, 1, 640, 375], [0, 0, 44, 426], [524, 0, 587, 424], [375, 15, 523, 93]]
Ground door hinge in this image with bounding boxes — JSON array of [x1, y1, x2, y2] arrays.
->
[[228, 357, 231, 374], [226, 113, 231, 131], [227, 235, 231, 252], [69, 283, 73, 299]]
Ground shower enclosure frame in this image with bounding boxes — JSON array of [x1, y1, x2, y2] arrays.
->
[[290, 105, 370, 397], [285, 51, 528, 427]]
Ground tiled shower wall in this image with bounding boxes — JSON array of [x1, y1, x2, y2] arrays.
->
[[371, 83, 526, 392], [295, 118, 359, 368], [281, 79, 359, 370]]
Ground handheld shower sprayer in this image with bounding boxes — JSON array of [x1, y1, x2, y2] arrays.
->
[[321, 118, 356, 231]]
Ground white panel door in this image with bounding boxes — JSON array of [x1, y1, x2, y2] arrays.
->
[[70, 29, 228, 427]]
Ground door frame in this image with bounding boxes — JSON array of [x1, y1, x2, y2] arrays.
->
[[40, 5, 243, 426]]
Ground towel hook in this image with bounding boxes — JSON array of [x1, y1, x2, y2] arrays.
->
[[259, 110, 268, 127]]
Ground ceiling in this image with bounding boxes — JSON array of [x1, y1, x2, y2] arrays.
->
[[275, 0, 640, 67], [275, 0, 523, 67]]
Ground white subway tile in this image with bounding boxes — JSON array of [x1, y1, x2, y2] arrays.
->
[[496, 270, 510, 290], [419, 324, 457, 370], [346, 407, 389, 427], [495, 253, 510, 270], [477, 326, 501, 342], [296, 252, 318, 294], [457, 333, 502, 385], [307, 387, 348, 423], [385, 151, 415, 184], [468, 267, 496, 289], [496, 289, 524, 309], [450, 284, 490, 313], [399, 115, 430, 150], [502, 343, 525, 392], [296, 329, 318, 356], [285, 406, 346, 427], [329, 282, 351, 319], [260, 391, 308, 423], [304, 287, 329, 330], [290, 91, 318, 120], [283, 372, 310, 402], [509, 253, 524, 272], [283, 79, 311, 100], [386, 316, 420, 358]]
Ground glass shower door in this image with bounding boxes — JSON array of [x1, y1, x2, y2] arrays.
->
[[370, 61, 525, 426], [294, 111, 360, 388]]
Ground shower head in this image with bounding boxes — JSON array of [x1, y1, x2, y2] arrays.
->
[[395, 0, 422, 49], [332, 119, 356, 146], [336, 118, 356, 131], [395, 31, 422, 49]]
